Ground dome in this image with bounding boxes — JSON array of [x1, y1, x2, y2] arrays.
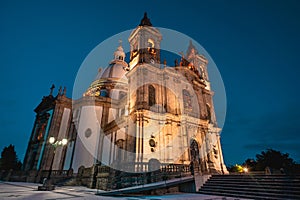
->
[[100, 62, 127, 79], [94, 42, 128, 80]]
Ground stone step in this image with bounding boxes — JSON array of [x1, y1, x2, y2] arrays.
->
[[213, 174, 300, 177], [208, 178, 300, 183], [201, 184, 300, 195], [211, 175, 300, 179], [211, 175, 300, 180], [199, 187, 300, 199], [205, 182, 300, 190], [197, 174, 300, 199], [199, 190, 294, 200], [207, 179, 300, 185]]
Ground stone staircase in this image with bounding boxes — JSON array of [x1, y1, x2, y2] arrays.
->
[[198, 174, 300, 199]]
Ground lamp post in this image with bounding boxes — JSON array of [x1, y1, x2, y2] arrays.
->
[[39, 136, 68, 191], [47, 137, 68, 179]]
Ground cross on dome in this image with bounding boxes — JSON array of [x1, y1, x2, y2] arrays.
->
[[113, 40, 125, 61]]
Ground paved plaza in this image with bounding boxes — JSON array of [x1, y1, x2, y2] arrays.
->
[[0, 181, 248, 200]]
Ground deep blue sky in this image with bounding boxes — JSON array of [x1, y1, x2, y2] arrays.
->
[[1, 0, 300, 166]]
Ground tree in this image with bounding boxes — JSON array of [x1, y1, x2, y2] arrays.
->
[[243, 149, 296, 173], [255, 149, 295, 171], [243, 158, 257, 171], [0, 144, 22, 171]]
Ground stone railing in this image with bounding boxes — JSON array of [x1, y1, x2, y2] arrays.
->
[[0, 162, 192, 191], [95, 162, 192, 190]]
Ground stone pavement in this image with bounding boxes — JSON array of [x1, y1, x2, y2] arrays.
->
[[0, 181, 250, 200]]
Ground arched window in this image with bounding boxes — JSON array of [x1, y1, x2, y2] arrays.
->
[[37, 123, 46, 141], [148, 85, 156, 107], [147, 38, 156, 54], [147, 39, 154, 49], [183, 89, 192, 109]]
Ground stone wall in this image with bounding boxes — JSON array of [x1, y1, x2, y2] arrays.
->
[[76, 166, 95, 188], [95, 166, 110, 190]]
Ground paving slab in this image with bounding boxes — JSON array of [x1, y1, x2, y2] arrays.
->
[[0, 181, 251, 200]]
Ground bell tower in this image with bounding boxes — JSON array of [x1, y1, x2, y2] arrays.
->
[[128, 12, 162, 69]]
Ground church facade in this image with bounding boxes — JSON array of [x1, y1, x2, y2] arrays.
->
[[23, 13, 227, 186]]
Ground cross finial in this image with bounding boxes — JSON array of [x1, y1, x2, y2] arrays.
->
[[50, 84, 55, 96], [118, 39, 122, 47]]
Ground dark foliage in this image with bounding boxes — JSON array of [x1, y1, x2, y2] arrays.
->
[[243, 149, 299, 173], [243, 158, 257, 171], [0, 144, 22, 171], [255, 149, 294, 171]]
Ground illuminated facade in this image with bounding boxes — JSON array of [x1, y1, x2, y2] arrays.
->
[[23, 13, 227, 179]]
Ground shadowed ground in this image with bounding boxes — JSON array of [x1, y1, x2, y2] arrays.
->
[[0, 181, 249, 200]]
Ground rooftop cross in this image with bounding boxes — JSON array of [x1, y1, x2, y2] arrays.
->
[[49, 84, 55, 96]]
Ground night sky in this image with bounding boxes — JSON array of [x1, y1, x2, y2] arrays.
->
[[1, 0, 300, 166]]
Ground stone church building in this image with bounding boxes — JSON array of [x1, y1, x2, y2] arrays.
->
[[23, 13, 227, 188]]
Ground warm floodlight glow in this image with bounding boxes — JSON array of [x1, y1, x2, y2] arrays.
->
[[61, 138, 68, 145], [49, 137, 55, 144], [243, 167, 249, 173]]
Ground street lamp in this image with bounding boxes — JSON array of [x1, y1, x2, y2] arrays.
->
[[49, 137, 68, 146], [48, 137, 68, 180], [39, 136, 68, 190], [49, 136, 55, 144]]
